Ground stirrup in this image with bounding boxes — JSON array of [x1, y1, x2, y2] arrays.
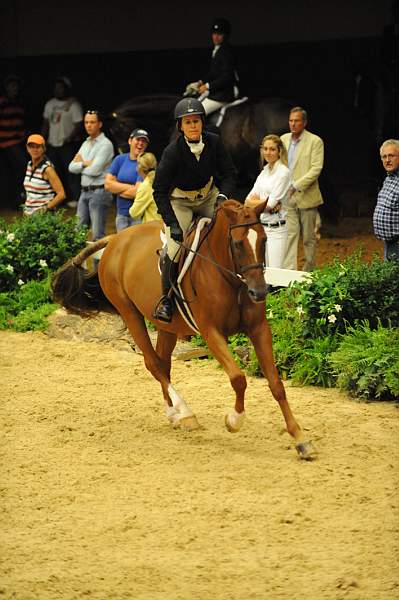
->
[[153, 295, 173, 323]]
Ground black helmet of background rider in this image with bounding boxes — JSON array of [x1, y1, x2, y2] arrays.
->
[[211, 17, 231, 38], [174, 98, 205, 132]]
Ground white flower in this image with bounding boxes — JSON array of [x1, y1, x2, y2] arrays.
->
[[6, 233, 15, 242], [39, 259, 48, 268], [17, 279, 25, 286], [334, 304, 342, 312], [296, 306, 304, 315], [6, 264, 14, 273], [328, 314, 337, 324], [267, 310, 273, 319]]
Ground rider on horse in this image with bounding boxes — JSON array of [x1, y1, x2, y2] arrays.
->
[[184, 18, 240, 118], [152, 97, 236, 323]]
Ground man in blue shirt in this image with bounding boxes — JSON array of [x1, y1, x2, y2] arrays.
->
[[69, 110, 114, 241], [105, 128, 149, 231], [373, 139, 399, 261]]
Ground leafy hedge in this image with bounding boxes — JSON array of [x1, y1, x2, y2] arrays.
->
[[0, 211, 88, 329], [0, 210, 87, 292]]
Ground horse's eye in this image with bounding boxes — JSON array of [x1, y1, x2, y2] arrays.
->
[[233, 239, 244, 250]]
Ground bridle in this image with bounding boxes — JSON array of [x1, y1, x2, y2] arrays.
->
[[228, 220, 266, 280], [178, 218, 265, 285]]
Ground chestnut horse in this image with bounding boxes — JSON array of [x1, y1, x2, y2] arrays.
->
[[52, 200, 315, 460]]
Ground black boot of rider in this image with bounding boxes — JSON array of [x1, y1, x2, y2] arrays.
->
[[153, 256, 177, 323]]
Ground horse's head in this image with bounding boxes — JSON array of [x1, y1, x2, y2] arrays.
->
[[219, 200, 269, 303]]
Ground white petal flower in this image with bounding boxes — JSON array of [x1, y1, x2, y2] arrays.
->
[[6, 264, 14, 273], [39, 259, 48, 268], [6, 233, 15, 242], [334, 304, 342, 312], [328, 314, 337, 323], [267, 310, 273, 319], [296, 306, 304, 315], [18, 279, 25, 286]]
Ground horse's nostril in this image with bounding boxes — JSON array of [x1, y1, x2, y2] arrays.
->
[[249, 288, 268, 303]]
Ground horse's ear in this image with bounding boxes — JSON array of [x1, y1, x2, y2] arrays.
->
[[220, 200, 240, 221], [253, 201, 268, 218]]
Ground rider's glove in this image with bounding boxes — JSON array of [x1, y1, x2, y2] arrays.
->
[[216, 193, 228, 207], [170, 222, 183, 243]]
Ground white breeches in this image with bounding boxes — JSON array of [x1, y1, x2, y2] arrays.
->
[[201, 98, 226, 115]]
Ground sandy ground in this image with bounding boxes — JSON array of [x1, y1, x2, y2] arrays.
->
[[1, 330, 398, 600]]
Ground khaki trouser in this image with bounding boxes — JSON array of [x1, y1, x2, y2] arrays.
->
[[283, 206, 319, 272], [166, 186, 219, 261]]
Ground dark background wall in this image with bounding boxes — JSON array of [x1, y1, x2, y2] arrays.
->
[[0, 0, 396, 215]]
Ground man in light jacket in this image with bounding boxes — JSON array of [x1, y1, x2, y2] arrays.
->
[[281, 106, 324, 271]]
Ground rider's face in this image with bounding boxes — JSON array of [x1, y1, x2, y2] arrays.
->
[[180, 115, 203, 142], [212, 32, 224, 46]]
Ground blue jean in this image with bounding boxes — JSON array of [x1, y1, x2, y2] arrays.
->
[[384, 239, 399, 261], [115, 214, 141, 232], [77, 188, 113, 240]]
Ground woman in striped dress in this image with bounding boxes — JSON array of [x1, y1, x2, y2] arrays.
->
[[23, 134, 65, 215]]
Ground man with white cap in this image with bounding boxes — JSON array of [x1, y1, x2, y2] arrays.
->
[[105, 128, 149, 231]]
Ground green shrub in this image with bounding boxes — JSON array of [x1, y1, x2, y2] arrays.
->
[[0, 210, 87, 292], [287, 253, 399, 338], [329, 322, 399, 400], [289, 335, 339, 387], [0, 277, 58, 331]]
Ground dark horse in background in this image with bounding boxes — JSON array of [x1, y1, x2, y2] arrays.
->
[[52, 200, 316, 460], [109, 93, 339, 220], [109, 93, 292, 184]]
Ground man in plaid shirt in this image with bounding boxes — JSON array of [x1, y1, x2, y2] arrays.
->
[[373, 139, 399, 261]]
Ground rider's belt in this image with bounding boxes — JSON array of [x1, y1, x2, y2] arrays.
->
[[81, 184, 104, 192], [263, 220, 286, 228], [172, 177, 213, 200]]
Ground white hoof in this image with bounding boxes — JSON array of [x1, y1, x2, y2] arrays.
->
[[165, 405, 180, 424], [225, 409, 245, 433], [173, 415, 200, 430]]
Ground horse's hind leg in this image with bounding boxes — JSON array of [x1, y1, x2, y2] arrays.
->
[[249, 322, 317, 460], [155, 330, 200, 430]]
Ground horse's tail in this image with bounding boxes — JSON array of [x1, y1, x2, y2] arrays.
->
[[51, 236, 115, 318]]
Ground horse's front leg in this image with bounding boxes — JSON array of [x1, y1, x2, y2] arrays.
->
[[248, 320, 316, 460], [155, 329, 200, 430], [203, 327, 247, 433]]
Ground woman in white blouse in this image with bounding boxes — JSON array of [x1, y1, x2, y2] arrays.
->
[[245, 134, 291, 268]]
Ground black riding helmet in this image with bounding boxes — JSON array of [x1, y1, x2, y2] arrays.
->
[[174, 98, 205, 131], [211, 17, 231, 36]]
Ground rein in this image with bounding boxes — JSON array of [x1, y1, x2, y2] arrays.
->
[[177, 217, 265, 285]]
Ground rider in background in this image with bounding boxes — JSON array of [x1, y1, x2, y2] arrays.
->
[[152, 97, 236, 322], [185, 18, 240, 116]]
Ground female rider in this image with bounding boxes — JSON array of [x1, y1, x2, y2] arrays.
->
[[153, 97, 236, 322]]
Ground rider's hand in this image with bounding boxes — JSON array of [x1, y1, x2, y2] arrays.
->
[[170, 222, 183, 243]]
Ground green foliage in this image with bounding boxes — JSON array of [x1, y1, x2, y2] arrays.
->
[[289, 335, 339, 387], [287, 252, 399, 338], [0, 210, 87, 292], [329, 322, 399, 400], [0, 277, 58, 332]]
